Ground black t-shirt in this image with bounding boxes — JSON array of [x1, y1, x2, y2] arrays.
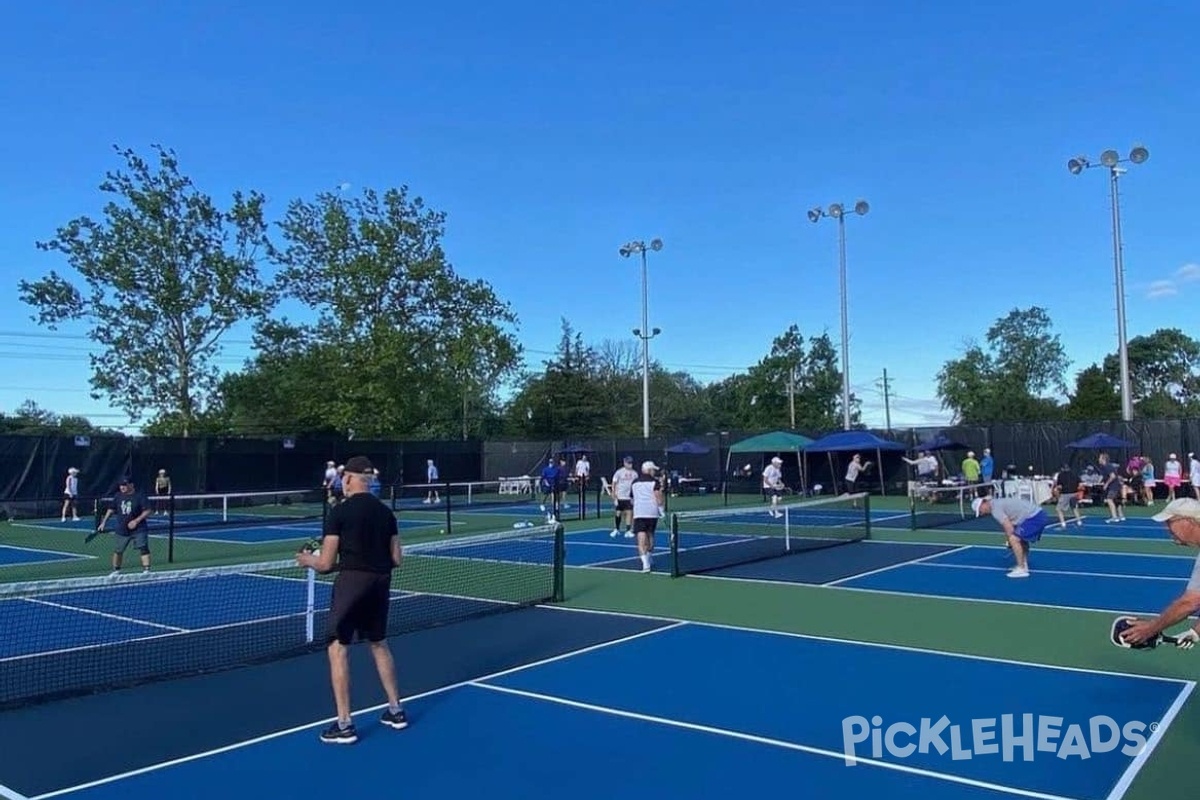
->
[[324, 492, 398, 574], [113, 491, 149, 532], [1056, 470, 1080, 493]]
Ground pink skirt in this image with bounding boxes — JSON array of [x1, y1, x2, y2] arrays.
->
[[1164, 475, 1182, 487]]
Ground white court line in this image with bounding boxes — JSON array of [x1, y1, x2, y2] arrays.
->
[[1105, 681, 1196, 800], [21, 598, 187, 632], [29, 621, 688, 800], [820, 545, 972, 587], [0, 784, 30, 800], [875, 540, 1199, 562], [544, 606, 1195, 685], [913, 561, 1190, 583], [471, 681, 1081, 800], [0, 542, 94, 558]]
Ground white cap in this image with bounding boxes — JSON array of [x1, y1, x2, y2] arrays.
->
[[771, 456, 782, 464], [971, 497, 987, 517], [1151, 498, 1200, 523], [641, 460, 659, 473]]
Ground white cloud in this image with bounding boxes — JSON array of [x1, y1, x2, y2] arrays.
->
[[1145, 263, 1200, 299], [1176, 263, 1200, 282], [1147, 280, 1178, 299]]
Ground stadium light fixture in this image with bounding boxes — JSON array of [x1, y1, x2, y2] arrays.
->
[[1066, 144, 1150, 422], [807, 200, 870, 431], [620, 239, 665, 439]]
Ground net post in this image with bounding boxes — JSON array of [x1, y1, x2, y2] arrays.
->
[[444, 483, 452, 536], [863, 492, 872, 538], [167, 490, 176, 564], [304, 566, 316, 643], [552, 522, 566, 602], [784, 506, 791, 552], [577, 480, 585, 521], [669, 512, 681, 578]]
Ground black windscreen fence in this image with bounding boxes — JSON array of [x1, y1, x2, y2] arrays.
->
[[7, 421, 1200, 520]]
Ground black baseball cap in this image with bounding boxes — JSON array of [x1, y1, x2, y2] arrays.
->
[[344, 456, 375, 474]]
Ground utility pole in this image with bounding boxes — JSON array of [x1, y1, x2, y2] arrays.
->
[[875, 369, 893, 433], [788, 365, 797, 429]]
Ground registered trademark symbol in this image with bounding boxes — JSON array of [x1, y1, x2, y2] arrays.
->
[[1149, 722, 1159, 732]]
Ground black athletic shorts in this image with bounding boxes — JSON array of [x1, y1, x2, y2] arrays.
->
[[616, 499, 632, 512], [326, 570, 392, 645], [632, 517, 658, 536]]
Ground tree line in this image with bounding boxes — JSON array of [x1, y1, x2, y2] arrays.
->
[[935, 307, 1200, 423], [13, 146, 1197, 440], [13, 145, 856, 439]]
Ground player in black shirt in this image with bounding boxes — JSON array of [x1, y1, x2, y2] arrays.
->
[[1052, 463, 1084, 529], [94, 476, 153, 575], [296, 455, 407, 744]]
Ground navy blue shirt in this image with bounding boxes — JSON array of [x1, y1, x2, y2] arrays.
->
[[540, 464, 559, 492], [113, 490, 149, 532]]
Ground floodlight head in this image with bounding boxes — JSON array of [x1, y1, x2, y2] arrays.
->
[[651, 327, 661, 336], [619, 246, 631, 258], [633, 328, 641, 337], [650, 238, 663, 251], [807, 208, 822, 223], [1129, 144, 1149, 164], [1067, 157, 1087, 175], [828, 203, 844, 218], [1100, 149, 1120, 168], [854, 200, 869, 216]]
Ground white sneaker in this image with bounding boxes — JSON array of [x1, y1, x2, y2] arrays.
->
[[610, 529, 620, 538], [1007, 567, 1030, 578], [641, 563, 651, 573], [624, 531, 634, 539]]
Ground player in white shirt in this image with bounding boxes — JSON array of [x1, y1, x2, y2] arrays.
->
[[1190, 453, 1200, 501], [610, 456, 638, 539], [323, 461, 337, 502], [761, 457, 784, 518], [61, 467, 80, 522], [424, 460, 440, 504], [574, 455, 590, 500], [630, 461, 665, 573]]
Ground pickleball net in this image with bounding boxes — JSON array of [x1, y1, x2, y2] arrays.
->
[[0, 522, 565, 710], [908, 483, 995, 531], [391, 479, 544, 514], [93, 488, 327, 532], [669, 492, 872, 577]]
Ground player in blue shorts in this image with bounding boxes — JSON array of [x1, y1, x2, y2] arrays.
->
[[971, 495, 1050, 579]]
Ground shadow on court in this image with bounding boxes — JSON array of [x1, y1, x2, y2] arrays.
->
[[0, 605, 670, 797]]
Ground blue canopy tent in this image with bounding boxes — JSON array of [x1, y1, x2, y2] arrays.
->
[[662, 440, 714, 500], [665, 441, 711, 455], [725, 431, 815, 493], [914, 433, 969, 452], [804, 430, 908, 496], [914, 432, 971, 479], [1067, 433, 1136, 450]]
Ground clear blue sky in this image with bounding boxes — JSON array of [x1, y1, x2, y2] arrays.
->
[[2, 1, 1197, 432]]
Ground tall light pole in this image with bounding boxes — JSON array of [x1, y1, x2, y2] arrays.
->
[[1068, 145, 1149, 422], [808, 200, 869, 430], [620, 238, 663, 438]]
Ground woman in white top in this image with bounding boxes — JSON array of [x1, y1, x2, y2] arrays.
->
[[1162, 453, 1183, 502], [61, 467, 80, 522], [630, 461, 665, 574]]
